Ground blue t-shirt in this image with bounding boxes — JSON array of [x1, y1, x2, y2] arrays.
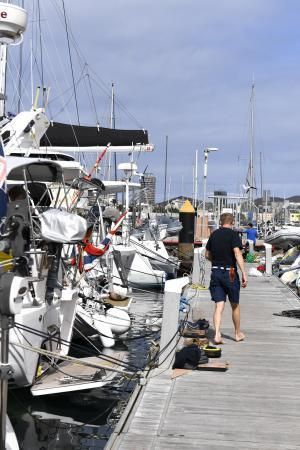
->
[[246, 228, 257, 244]]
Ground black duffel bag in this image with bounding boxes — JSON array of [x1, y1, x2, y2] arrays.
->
[[173, 344, 208, 369]]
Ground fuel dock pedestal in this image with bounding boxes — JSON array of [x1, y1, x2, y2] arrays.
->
[[178, 200, 195, 275]]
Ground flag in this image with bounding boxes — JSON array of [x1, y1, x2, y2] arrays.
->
[[83, 210, 128, 257], [71, 211, 128, 271]]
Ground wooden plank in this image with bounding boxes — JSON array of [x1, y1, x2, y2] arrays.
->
[[107, 266, 300, 450], [196, 360, 229, 371], [171, 368, 192, 379]]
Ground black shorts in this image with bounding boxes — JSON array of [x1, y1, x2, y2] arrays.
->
[[209, 268, 240, 304]]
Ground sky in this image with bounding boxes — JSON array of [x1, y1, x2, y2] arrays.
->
[[7, 0, 300, 202]]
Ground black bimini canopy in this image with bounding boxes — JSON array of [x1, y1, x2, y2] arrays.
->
[[40, 122, 149, 147]]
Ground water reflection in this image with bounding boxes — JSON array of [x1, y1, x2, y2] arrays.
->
[[8, 291, 163, 449]]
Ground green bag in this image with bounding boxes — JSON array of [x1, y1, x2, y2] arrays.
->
[[246, 253, 255, 263]]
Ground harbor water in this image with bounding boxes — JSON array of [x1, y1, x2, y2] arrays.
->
[[8, 291, 164, 450]]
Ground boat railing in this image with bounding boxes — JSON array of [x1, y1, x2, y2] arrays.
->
[[264, 243, 272, 275]]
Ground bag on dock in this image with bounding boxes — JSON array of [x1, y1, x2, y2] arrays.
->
[[173, 344, 208, 370]]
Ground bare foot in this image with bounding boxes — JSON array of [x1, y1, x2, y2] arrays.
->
[[214, 334, 224, 345], [235, 332, 245, 342]]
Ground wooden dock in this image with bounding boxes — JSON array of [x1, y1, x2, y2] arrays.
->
[[106, 268, 300, 449]]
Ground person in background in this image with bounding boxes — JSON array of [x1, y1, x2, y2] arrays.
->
[[205, 213, 247, 344], [246, 222, 258, 245]]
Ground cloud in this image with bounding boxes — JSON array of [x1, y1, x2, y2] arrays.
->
[[5, 0, 300, 201]]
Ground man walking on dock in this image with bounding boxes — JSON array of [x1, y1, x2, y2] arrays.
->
[[205, 213, 247, 344]]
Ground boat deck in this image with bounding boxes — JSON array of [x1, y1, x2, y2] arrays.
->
[[107, 266, 300, 449], [31, 351, 128, 396]]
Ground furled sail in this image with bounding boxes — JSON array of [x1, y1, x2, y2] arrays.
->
[[40, 122, 149, 147]]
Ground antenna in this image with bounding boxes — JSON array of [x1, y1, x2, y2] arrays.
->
[[33, 87, 40, 111]]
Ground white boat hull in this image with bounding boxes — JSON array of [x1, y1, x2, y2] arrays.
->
[[113, 244, 166, 289], [2, 289, 78, 387], [265, 228, 300, 250], [130, 237, 178, 278], [6, 416, 19, 450], [74, 304, 131, 348]]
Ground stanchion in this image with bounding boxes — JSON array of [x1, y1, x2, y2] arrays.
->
[[0, 274, 14, 450], [0, 273, 27, 449]]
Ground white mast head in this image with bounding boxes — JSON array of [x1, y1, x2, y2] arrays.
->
[[0, 3, 27, 44], [0, 3, 28, 117]]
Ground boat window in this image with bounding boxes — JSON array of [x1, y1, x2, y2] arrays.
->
[[28, 182, 52, 207], [1, 130, 10, 144]]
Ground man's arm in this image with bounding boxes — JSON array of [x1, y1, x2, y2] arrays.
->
[[233, 247, 248, 288], [205, 249, 212, 261]]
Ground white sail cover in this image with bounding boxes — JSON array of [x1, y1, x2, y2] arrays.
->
[[40, 209, 87, 243]]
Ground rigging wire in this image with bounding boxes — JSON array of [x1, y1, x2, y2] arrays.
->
[[49, 0, 145, 130], [37, 0, 44, 102], [17, 0, 25, 112], [87, 70, 145, 129], [128, 238, 180, 268], [61, 0, 80, 127], [14, 322, 140, 371], [46, 0, 107, 126], [85, 67, 100, 127], [13, 340, 137, 378]]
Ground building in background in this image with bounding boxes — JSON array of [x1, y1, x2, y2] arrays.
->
[[141, 173, 156, 205]]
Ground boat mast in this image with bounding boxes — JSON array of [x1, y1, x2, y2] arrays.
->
[[194, 148, 198, 209], [163, 135, 168, 205], [0, 44, 7, 117], [249, 82, 255, 208], [244, 83, 257, 218], [17, 0, 24, 113], [167, 176, 171, 203], [110, 82, 117, 181], [0, 2, 28, 445]]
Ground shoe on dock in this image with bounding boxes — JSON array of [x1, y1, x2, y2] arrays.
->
[[181, 328, 207, 338], [185, 319, 209, 330], [183, 337, 209, 347]]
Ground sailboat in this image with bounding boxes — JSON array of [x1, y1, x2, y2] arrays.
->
[[0, 3, 153, 447], [0, 0, 135, 407], [0, 2, 155, 339], [0, 106, 89, 450]]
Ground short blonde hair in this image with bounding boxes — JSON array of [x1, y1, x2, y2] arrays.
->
[[220, 213, 234, 226]]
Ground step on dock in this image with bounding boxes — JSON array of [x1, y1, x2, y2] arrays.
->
[[106, 266, 300, 449]]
